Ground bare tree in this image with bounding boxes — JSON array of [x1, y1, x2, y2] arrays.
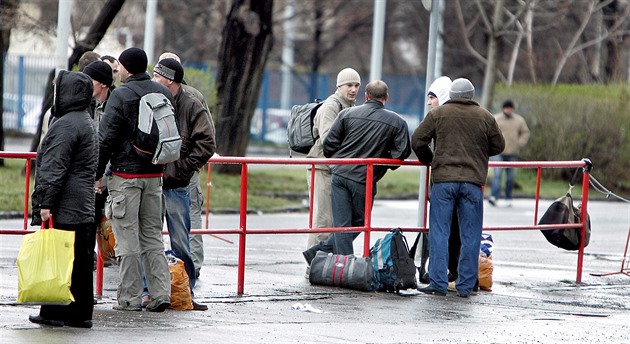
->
[[214, 0, 274, 173], [0, 0, 20, 167]]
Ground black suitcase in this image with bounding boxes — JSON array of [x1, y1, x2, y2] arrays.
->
[[309, 251, 375, 291]]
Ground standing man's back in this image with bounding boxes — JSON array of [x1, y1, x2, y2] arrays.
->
[[97, 47, 173, 313]]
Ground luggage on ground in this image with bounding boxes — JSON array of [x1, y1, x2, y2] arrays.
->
[[309, 251, 375, 291], [370, 228, 418, 293]]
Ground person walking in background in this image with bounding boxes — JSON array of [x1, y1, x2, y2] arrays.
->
[[303, 68, 361, 276], [489, 100, 530, 207], [152, 58, 216, 311], [303, 80, 411, 262], [412, 78, 504, 297], [29, 71, 97, 328], [157, 51, 214, 280], [97, 47, 172, 312]]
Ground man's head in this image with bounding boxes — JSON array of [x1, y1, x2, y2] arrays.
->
[[365, 80, 389, 103], [336, 68, 361, 102], [502, 99, 514, 116], [82, 60, 113, 101], [78, 51, 101, 72], [449, 78, 475, 100], [118, 47, 148, 82], [427, 76, 452, 110], [100, 55, 120, 84], [152, 58, 184, 95]]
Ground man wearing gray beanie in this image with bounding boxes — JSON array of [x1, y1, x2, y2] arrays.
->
[[302, 67, 361, 278], [411, 78, 505, 298]]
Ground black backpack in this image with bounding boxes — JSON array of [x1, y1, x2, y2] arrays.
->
[[370, 228, 418, 293], [287, 99, 341, 154], [539, 193, 591, 250]]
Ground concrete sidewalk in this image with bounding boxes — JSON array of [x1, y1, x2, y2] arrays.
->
[[0, 199, 628, 343]]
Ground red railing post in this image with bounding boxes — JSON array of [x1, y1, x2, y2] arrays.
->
[[363, 163, 374, 257], [96, 250, 104, 297], [576, 165, 590, 283], [23, 159, 32, 230], [308, 164, 316, 229], [534, 167, 542, 225], [237, 163, 248, 294]]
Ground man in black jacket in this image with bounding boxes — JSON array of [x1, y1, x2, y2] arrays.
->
[[97, 47, 173, 313], [303, 80, 411, 261]]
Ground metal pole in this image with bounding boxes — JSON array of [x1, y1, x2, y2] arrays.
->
[[55, 0, 73, 76], [417, 0, 440, 233], [370, 0, 387, 82], [144, 0, 158, 65], [280, 0, 295, 110]]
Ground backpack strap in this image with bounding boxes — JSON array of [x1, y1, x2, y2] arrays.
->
[[123, 82, 145, 99]]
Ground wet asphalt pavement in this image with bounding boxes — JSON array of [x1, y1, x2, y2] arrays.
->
[[0, 198, 628, 343]]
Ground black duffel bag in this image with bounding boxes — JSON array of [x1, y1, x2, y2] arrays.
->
[[538, 193, 591, 250], [309, 251, 375, 291]]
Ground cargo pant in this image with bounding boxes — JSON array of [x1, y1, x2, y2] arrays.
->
[[306, 168, 333, 249], [107, 175, 171, 307]]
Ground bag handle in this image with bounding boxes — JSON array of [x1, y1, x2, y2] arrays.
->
[[41, 216, 53, 230]]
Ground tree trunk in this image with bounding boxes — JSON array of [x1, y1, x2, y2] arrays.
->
[[479, 0, 504, 109], [0, 0, 20, 167], [29, 0, 126, 156], [214, 0, 274, 174]]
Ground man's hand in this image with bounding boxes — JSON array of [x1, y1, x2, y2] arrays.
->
[[40, 208, 51, 222]]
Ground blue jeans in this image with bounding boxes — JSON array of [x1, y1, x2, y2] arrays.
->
[[163, 187, 196, 294], [491, 155, 519, 200], [428, 182, 483, 295]]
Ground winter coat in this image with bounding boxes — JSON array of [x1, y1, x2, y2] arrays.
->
[[163, 87, 216, 189], [411, 98, 505, 186], [323, 99, 412, 185], [97, 72, 175, 179], [31, 71, 97, 226], [494, 112, 530, 156]]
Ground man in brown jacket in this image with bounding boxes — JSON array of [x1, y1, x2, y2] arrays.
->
[[411, 78, 504, 298]]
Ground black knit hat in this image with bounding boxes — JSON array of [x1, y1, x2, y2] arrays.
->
[[154, 58, 184, 83], [502, 99, 515, 108], [118, 47, 148, 75], [83, 60, 113, 87]]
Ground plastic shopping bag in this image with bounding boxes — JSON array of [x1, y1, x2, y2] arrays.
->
[[17, 225, 75, 304], [96, 214, 116, 261], [167, 252, 193, 310]]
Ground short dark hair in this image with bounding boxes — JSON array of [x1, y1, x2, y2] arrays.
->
[[502, 100, 515, 109], [78, 51, 101, 72], [100, 55, 118, 64]]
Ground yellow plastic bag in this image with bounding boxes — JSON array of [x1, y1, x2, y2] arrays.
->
[[17, 228, 75, 304], [168, 256, 193, 310], [96, 214, 116, 261]]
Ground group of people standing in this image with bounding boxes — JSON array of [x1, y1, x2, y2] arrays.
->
[[302, 69, 528, 298], [28, 47, 216, 328]]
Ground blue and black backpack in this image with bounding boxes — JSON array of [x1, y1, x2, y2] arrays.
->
[[370, 228, 418, 293]]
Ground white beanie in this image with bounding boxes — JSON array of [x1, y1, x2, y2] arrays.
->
[[450, 78, 475, 99], [336, 68, 361, 87], [427, 76, 452, 105]]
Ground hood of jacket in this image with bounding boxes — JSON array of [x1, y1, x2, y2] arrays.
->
[[428, 76, 452, 105], [53, 70, 93, 117]]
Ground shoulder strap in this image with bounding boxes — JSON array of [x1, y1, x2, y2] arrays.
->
[[123, 82, 145, 98]]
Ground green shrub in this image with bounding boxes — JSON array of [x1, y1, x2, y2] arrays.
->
[[494, 83, 630, 190]]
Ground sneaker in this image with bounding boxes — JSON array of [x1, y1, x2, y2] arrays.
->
[[447, 281, 457, 292], [302, 249, 316, 266], [192, 300, 208, 311], [28, 315, 64, 327], [418, 285, 447, 296], [146, 296, 170, 312], [505, 200, 513, 207], [488, 196, 497, 206], [113, 302, 142, 311], [64, 319, 93, 328]]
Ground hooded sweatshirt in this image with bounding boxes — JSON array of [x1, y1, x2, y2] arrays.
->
[[427, 76, 452, 106]]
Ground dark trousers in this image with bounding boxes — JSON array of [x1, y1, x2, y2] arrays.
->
[[39, 222, 95, 322], [420, 212, 460, 282]]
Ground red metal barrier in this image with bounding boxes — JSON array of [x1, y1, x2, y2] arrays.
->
[[0, 151, 592, 295]]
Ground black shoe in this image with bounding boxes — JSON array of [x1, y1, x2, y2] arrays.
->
[[146, 297, 170, 312], [302, 249, 316, 266], [418, 285, 447, 296], [28, 315, 64, 327], [64, 319, 93, 328], [456, 292, 470, 298], [192, 300, 208, 311]]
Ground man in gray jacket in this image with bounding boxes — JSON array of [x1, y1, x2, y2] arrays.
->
[[303, 80, 411, 261]]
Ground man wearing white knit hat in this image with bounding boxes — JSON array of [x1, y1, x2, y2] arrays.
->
[[303, 67, 361, 278]]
